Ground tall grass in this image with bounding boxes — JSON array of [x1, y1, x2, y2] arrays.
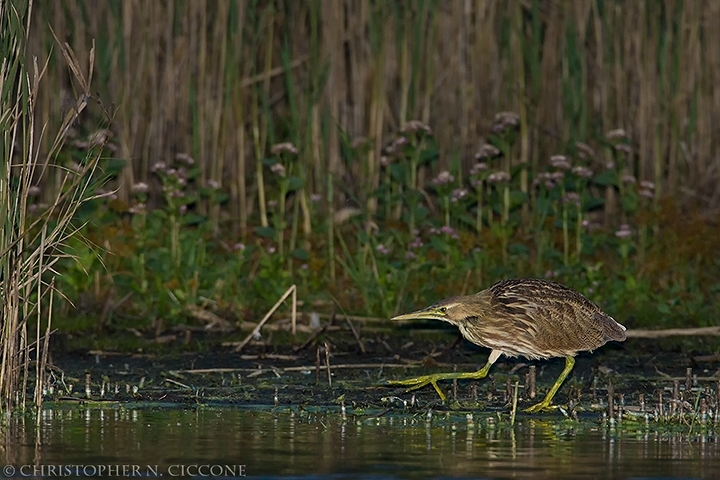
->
[[26, 1, 720, 217], [15, 1, 720, 333], [0, 0, 107, 412]]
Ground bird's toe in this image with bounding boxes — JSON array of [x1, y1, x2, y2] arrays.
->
[[523, 402, 559, 413]]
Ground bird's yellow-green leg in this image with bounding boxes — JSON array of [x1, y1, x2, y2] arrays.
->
[[388, 350, 501, 401], [524, 356, 575, 413]]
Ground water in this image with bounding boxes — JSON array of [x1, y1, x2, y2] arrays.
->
[[1, 406, 718, 479]]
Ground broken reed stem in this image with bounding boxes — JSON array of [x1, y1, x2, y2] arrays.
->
[[452, 364, 458, 401], [607, 379, 614, 418], [625, 326, 720, 338], [169, 362, 417, 376], [291, 284, 297, 337], [510, 381, 519, 427], [324, 342, 332, 387], [344, 316, 366, 354], [234, 284, 296, 352], [85, 373, 91, 398], [528, 365, 536, 399], [315, 346, 321, 385], [36, 279, 54, 416]]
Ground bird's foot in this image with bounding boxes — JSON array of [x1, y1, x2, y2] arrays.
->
[[523, 401, 559, 413], [387, 374, 447, 401]]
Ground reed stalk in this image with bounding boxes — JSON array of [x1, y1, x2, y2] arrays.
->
[[1, 2, 108, 411]]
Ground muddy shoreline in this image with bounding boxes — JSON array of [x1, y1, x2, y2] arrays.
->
[[43, 331, 720, 418]]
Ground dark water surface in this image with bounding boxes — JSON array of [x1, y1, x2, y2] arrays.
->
[[1, 406, 718, 479]]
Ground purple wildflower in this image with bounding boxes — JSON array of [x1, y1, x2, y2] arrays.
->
[[470, 162, 489, 176], [432, 171, 455, 186], [451, 188, 468, 202], [571, 166, 593, 178], [271, 142, 298, 155], [132, 182, 150, 194], [493, 111, 520, 128], [562, 192, 581, 206], [475, 144, 500, 160], [640, 181, 655, 190], [175, 153, 195, 166], [151, 161, 167, 173], [615, 224, 632, 238], [575, 142, 595, 159], [487, 171, 511, 184], [270, 163, 286, 177], [402, 120, 433, 135], [615, 144, 633, 154], [621, 174, 636, 184], [550, 155, 571, 170], [606, 128, 628, 141], [440, 225, 460, 239], [128, 203, 146, 215]]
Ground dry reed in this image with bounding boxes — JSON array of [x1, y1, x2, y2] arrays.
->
[[23, 1, 720, 222]]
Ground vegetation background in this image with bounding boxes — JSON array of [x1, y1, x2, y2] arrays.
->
[[14, 0, 720, 354]]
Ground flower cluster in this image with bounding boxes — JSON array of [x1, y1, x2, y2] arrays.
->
[[431, 170, 455, 186], [606, 128, 628, 141], [451, 188, 468, 203], [638, 180, 655, 199], [550, 155, 571, 171], [533, 171, 564, 189], [571, 166, 593, 178], [147, 154, 197, 215], [491, 111, 520, 133], [470, 162, 489, 176], [132, 182, 150, 194], [429, 225, 460, 240], [402, 120, 433, 135], [575, 142, 595, 160], [615, 224, 632, 238], [562, 192, 581, 207], [270, 163, 286, 177], [384, 136, 409, 156], [475, 144, 500, 160], [621, 174, 636, 184], [270, 142, 298, 156], [487, 171, 511, 184]]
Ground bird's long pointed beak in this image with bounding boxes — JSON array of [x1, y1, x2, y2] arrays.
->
[[391, 308, 441, 321]]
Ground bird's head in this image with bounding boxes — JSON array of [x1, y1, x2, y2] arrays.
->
[[391, 294, 490, 326]]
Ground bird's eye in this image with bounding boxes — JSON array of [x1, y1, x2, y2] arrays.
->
[[439, 307, 447, 313]]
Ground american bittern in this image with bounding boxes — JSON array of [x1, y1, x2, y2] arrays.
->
[[389, 278, 626, 412]]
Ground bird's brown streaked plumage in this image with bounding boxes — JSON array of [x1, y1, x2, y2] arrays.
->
[[387, 278, 626, 412]]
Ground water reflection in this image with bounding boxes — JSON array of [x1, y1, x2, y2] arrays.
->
[[1, 407, 718, 478]]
